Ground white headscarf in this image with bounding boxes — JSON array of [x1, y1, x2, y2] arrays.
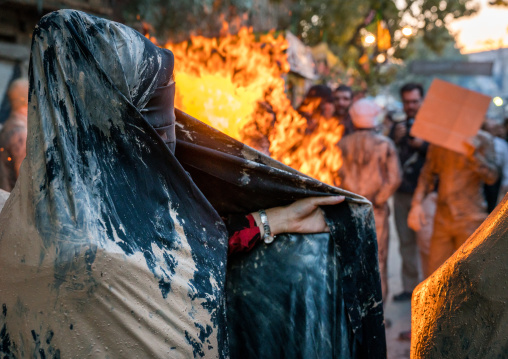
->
[[349, 99, 383, 129]]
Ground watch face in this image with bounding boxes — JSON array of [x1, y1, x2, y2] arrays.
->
[[263, 235, 275, 244]]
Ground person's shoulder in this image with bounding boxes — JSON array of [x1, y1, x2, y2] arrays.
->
[[475, 130, 496, 152], [492, 136, 508, 155], [338, 131, 354, 146], [338, 130, 370, 149], [477, 129, 493, 143], [373, 132, 395, 144], [497, 137, 508, 149]]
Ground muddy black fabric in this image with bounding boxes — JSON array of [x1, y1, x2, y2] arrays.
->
[[174, 110, 386, 358], [0, 9, 384, 359], [227, 232, 352, 358], [141, 80, 177, 153]]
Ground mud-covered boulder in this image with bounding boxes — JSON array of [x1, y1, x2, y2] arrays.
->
[[412, 195, 508, 358]]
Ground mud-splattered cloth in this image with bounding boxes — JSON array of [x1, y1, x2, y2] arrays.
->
[[411, 195, 508, 358], [0, 10, 227, 358], [175, 110, 386, 358], [0, 9, 385, 359]]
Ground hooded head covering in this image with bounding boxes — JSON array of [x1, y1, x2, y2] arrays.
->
[[0, 10, 228, 358], [349, 99, 383, 129]]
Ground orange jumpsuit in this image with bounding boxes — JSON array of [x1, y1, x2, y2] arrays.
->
[[412, 131, 498, 274]]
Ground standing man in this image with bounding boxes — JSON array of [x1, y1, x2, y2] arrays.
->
[[333, 85, 354, 136], [338, 99, 401, 300], [389, 83, 427, 301]]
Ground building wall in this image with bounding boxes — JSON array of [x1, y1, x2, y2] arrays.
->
[[468, 48, 508, 119], [468, 48, 508, 97]]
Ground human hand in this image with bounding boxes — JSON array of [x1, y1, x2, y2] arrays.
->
[[393, 123, 407, 143], [252, 196, 345, 236], [407, 203, 426, 232], [408, 137, 424, 149]]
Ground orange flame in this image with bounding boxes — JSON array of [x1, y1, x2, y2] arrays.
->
[[163, 28, 343, 186]]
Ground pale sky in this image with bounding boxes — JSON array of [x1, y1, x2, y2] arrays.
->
[[448, 0, 508, 53]]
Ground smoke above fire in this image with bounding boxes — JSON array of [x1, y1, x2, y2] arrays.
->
[[162, 28, 343, 186]]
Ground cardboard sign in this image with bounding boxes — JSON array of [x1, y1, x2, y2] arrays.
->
[[410, 79, 491, 154]]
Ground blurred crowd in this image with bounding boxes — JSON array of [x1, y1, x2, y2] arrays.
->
[[296, 81, 507, 316]]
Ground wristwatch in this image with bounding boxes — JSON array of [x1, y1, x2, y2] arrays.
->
[[258, 209, 275, 244]]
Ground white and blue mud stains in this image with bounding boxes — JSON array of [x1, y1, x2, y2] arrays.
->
[[184, 325, 214, 358], [239, 170, 250, 185], [0, 9, 228, 358], [1, 305, 62, 359], [30, 328, 61, 359], [1, 304, 11, 357]]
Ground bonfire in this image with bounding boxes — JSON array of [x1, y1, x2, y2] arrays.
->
[[161, 27, 343, 186]]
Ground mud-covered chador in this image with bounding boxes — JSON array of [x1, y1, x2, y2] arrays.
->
[[0, 10, 385, 358]]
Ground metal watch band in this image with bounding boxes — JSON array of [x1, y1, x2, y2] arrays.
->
[[258, 209, 275, 244]]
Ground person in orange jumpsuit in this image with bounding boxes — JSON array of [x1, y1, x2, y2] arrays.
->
[[409, 131, 498, 274]]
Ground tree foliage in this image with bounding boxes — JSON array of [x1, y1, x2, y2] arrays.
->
[[119, 0, 479, 86], [282, 0, 477, 87], [489, 0, 508, 6], [119, 0, 254, 42], [390, 31, 465, 95]]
